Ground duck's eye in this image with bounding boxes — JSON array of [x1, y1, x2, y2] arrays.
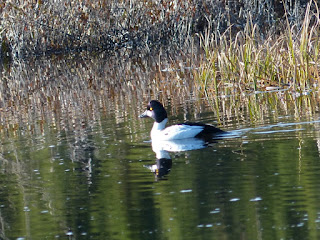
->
[[149, 107, 153, 111]]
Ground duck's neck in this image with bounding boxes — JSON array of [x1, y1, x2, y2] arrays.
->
[[152, 118, 168, 131]]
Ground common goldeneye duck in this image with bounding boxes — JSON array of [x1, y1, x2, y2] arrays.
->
[[139, 100, 225, 141]]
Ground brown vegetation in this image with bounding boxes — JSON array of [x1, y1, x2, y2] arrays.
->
[[196, 0, 320, 97], [0, 0, 319, 135], [0, 0, 313, 60]]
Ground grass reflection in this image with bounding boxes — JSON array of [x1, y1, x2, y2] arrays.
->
[[0, 41, 320, 240]]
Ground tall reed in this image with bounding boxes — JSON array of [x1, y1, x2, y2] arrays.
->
[[195, 0, 320, 98]]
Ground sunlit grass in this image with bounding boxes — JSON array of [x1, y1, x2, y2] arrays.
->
[[195, 1, 320, 98]]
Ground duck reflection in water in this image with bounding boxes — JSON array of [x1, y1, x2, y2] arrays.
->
[[144, 138, 209, 180]]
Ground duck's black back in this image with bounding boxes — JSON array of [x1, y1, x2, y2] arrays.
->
[[181, 122, 225, 140]]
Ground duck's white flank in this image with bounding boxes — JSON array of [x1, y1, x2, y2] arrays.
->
[[150, 118, 204, 140]]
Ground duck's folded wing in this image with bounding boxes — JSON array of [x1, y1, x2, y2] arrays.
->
[[161, 124, 204, 140]]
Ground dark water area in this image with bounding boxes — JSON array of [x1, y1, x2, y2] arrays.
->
[[1, 54, 320, 240]]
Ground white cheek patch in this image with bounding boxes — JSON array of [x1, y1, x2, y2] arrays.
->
[[147, 110, 153, 117]]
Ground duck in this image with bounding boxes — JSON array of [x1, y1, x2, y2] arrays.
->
[[139, 100, 225, 141]]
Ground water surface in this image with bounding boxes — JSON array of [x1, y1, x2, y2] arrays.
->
[[1, 57, 320, 240]]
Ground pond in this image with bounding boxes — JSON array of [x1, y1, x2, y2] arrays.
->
[[1, 54, 320, 240]]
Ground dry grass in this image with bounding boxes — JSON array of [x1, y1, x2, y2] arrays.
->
[[195, 1, 320, 97], [0, 0, 311, 60], [0, 0, 203, 59]]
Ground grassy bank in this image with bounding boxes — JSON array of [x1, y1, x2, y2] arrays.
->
[[0, 0, 312, 60], [195, 1, 320, 96]]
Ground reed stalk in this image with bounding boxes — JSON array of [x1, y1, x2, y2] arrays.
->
[[195, 0, 320, 99]]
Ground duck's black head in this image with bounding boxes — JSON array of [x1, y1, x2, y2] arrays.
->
[[139, 100, 168, 123]]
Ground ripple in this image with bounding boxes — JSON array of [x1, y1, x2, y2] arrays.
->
[[180, 189, 193, 193], [230, 198, 240, 202]]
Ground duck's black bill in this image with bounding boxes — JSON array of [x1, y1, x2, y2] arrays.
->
[[139, 111, 149, 118]]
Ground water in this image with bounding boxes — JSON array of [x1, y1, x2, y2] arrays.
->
[[1, 57, 320, 239]]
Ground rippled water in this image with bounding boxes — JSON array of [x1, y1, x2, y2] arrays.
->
[[1, 54, 320, 239], [1, 95, 320, 240]]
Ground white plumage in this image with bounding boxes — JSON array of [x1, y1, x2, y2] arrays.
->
[[140, 100, 224, 141], [151, 120, 204, 140]]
